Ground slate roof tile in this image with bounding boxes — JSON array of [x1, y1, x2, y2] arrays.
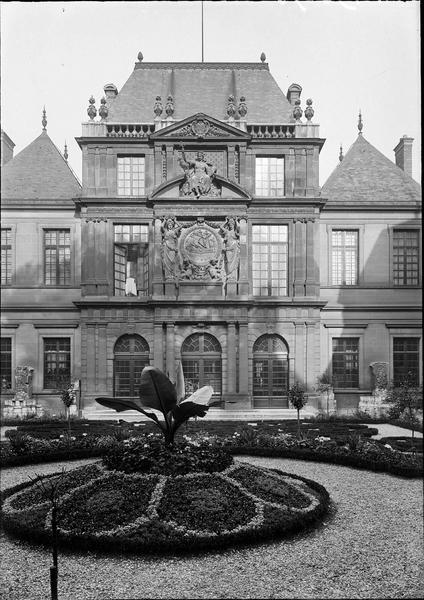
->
[[322, 134, 421, 207], [1, 131, 81, 200], [107, 62, 294, 124]]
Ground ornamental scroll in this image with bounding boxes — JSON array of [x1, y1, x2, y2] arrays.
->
[[160, 217, 240, 283]]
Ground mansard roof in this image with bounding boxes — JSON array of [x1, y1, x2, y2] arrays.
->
[[321, 134, 421, 207], [1, 130, 81, 200], [107, 62, 294, 124]]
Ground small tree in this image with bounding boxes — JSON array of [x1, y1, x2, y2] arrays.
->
[[29, 468, 67, 600], [288, 382, 307, 440], [60, 385, 75, 439], [315, 369, 333, 416], [385, 372, 423, 449]]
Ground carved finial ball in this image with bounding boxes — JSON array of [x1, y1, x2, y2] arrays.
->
[[89, 95, 95, 105], [156, 95, 161, 101], [138, 52, 143, 62], [260, 52, 266, 62], [295, 99, 301, 106], [240, 96, 246, 102], [306, 98, 313, 106], [100, 97, 106, 105]]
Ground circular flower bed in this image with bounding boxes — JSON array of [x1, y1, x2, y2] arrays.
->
[[1, 458, 330, 553]]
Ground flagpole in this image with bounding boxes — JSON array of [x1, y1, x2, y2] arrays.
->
[[201, 1, 204, 62]]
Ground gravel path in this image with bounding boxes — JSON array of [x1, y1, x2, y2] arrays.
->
[[1, 457, 423, 600]]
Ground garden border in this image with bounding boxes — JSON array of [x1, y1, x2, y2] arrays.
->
[[1, 466, 331, 555]]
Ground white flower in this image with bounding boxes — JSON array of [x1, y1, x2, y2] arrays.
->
[[59, 435, 64, 438], [82, 433, 88, 437]]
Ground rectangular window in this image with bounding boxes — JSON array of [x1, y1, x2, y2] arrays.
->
[[393, 230, 419, 286], [44, 229, 71, 285], [252, 225, 288, 296], [255, 157, 285, 196], [43, 338, 71, 389], [1, 228, 12, 285], [331, 230, 358, 285], [117, 156, 145, 196], [0, 338, 12, 390], [114, 224, 149, 296], [332, 338, 359, 388], [393, 338, 420, 386]]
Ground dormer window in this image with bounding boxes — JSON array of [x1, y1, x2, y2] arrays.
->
[[255, 157, 285, 196], [117, 156, 145, 196]]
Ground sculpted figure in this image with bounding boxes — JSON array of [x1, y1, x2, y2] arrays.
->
[[220, 217, 240, 280], [178, 145, 217, 198], [161, 217, 181, 280]]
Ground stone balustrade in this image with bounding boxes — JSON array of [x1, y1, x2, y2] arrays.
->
[[81, 121, 320, 139]]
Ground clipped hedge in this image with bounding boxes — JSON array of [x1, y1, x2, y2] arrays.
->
[[229, 446, 423, 478], [378, 437, 423, 453], [1, 461, 330, 554]]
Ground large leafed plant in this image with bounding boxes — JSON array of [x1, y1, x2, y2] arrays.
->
[[96, 365, 215, 446]]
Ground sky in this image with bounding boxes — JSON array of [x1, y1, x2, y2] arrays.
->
[[1, 1, 421, 185]]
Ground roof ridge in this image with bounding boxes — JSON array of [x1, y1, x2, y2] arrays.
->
[[133, 62, 269, 71]]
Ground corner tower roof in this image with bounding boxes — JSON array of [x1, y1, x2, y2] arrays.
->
[[107, 62, 294, 124], [321, 134, 421, 207], [1, 130, 81, 200]]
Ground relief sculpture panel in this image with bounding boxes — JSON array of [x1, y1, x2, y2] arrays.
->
[[160, 217, 240, 284]]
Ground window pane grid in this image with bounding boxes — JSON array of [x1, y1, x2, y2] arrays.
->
[[331, 230, 358, 285], [252, 225, 288, 296], [255, 157, 285, 196], [1, 228, 12, 285], [393, 230, 419, 285], [43, 338, 71, 389], [332, 338, 359, 388], [117, 157, 145, 196], [393, 337, 419, 386], [44, 230, 71, 285], [0, 337, 12, 389]]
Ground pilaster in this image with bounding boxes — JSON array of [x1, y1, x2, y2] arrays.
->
[[153, 323, 164, 370], [238, 322, 249, 394], [227, 322, 236, 393], [165, 322, 175, 380]]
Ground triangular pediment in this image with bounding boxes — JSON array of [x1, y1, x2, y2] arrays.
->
[[150, 174, 251, 201], [150, 113, 250, 140]]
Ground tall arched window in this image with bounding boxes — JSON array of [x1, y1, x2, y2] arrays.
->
[[181, 333, 222, 398], [114, 334, 150, 397], [253, 334, 289, 407]]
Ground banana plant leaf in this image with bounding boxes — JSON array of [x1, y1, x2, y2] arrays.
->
[[139, 367, 178, 415], [179, 385, 214, 406], [95, 396, 164, 429], [171, 401, 210, 428], [175, 360, 185, 402]]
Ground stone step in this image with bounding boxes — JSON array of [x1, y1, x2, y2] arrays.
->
[[82, 408, 316, 422]]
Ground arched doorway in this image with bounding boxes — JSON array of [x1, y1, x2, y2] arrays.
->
[[253, 334, 289, 408], [114, 334, 150, 397], [181, 333, 222, 399]]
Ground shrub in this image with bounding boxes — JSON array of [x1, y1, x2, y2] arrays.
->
[[102, 435, 233, 475]]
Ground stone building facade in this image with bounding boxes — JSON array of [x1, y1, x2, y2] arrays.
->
[[1, 57, 421, 418]]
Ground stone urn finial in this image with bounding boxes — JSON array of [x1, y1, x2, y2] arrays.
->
[[154, 95, 163, 117], [227, 95, 236, 118], [42, 106, 47, 131], [260, 52, 266, 63], [87, 96, 97, 120], [138, 51, 143, 62], [165, 95, 175, 117], [238, 96, 247, 118], [358, 109, 363, 135], [304, 98, 314, 122], [64, 141, 68, 161], [99, 97, 108, 121], [293, 99, 303, 122]]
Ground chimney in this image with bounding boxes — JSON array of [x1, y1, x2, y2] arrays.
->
[[104, 83, 118, 100], [393, 135, 413, 177], [1, 129, 15, 166], [286, 83, 302, 106]]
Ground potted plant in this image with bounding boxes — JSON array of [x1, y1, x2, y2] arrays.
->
[[288, 381, 307, 440]]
